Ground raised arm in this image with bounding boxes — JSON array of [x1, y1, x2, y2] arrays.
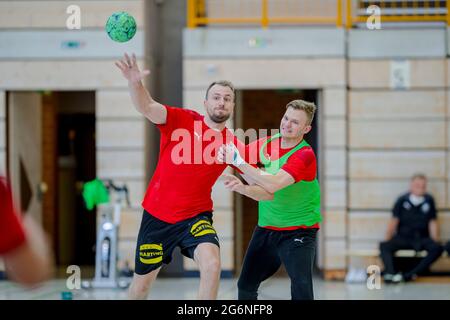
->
[[115, 53, 167, 124]]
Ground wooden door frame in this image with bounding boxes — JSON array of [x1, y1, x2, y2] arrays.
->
[[6, 91, 59, 262]]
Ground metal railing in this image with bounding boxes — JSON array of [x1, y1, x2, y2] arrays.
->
[[187, 0, 450, 28], [346, 0, 450, 28], [187, 0, 343, 28]]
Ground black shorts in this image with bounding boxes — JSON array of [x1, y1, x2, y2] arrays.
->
[[134, 210, 220, 275]]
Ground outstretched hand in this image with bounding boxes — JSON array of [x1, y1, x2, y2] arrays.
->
[[222, 174, 245, 194], [217, 143, 245, 167], [115, 53, 150, 83]]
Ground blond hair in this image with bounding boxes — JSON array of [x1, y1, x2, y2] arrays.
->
[[411, 173, 427, 182], [286, 100, 316, 125]]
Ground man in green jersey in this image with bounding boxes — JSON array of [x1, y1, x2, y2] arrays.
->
[[218, 100, 321, 300]]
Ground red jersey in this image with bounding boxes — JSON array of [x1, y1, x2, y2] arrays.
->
[[245, 136, 320, 231], [0, 177, 26, 254], [142, 106, 243, 223]]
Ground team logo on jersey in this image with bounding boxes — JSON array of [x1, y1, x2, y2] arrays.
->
[[403, 201, 412, 210], [139, 243, 163, 264], [194, 131, 202, 141], [190, 220, 216, 237], [421, 203, 430, 214]]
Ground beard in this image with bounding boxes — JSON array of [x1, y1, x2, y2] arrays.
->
[[207, 109, 231, 123]]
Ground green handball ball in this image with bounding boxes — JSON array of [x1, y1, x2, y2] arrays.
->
[[106, 12, 137, 43]]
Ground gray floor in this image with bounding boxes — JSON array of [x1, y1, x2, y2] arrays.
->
[[1, 276, 449, 300]]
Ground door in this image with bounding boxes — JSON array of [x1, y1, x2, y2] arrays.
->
[[235, 89, 319, 275]]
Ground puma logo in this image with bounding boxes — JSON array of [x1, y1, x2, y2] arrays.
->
[[194, 132, 202, 140], [294, 238, 304, 243]]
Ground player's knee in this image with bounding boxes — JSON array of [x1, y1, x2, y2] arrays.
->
[[129, 284, 150, 300], [195, 244, 221, 276], [129, 273, 154, 296], [131, 279, 149, 293], [200, 256, 221, 276]]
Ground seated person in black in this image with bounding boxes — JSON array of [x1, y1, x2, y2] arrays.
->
[[380, 174, 443, 283]]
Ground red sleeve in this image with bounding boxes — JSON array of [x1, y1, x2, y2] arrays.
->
[[281, 147, 316, 183], [156, 105, 197, 136], [0, 177, 26, 255]]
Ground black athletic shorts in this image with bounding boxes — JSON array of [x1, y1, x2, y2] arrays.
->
[[134, 210, 220, 275]]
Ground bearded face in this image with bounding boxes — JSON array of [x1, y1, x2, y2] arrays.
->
[[204, 85, 235, 124]]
